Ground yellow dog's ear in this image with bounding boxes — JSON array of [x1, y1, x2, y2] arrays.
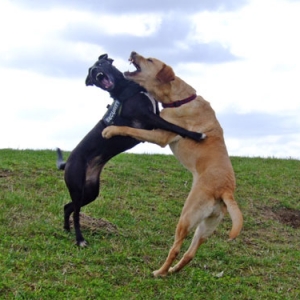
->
[[156, 64, 175, 83]]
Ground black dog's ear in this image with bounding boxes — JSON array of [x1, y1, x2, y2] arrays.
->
[[99, 54, 108, 60], [98, 54, 114, 64]]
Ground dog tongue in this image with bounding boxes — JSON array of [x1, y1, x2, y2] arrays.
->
[[103, 78, 112, 88]]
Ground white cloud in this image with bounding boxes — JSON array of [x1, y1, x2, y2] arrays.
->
[[192, 0, 300, 61], [90, 14, 161, 36], [188, 0, 300, 115]]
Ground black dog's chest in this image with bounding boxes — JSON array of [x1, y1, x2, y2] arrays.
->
[[102, 100, 122, 126]]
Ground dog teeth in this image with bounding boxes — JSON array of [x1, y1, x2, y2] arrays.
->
[[96, 72, 104, 79]]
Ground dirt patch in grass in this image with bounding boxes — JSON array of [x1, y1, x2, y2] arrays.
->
[[70, 213, 118, 234], [273, 207, 300, 228], [262, 206, 300, 229], [0, 169, 12, 177]]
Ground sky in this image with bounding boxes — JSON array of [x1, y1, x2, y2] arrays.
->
[[1, 0, 300, 159]]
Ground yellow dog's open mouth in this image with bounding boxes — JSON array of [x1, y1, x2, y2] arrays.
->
[[124, 57, 141, 77]]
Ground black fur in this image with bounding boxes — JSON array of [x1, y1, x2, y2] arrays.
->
[[57, 54, 204, 246]]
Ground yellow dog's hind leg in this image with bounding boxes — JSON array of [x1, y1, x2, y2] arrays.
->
[[169, 202, 225, 274], [153, 189, 222, 277]]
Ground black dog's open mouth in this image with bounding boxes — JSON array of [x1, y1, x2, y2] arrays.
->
[[94, 71, 114, 90]]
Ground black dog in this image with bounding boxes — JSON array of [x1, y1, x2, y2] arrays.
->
[[57, 54, 204, 246]]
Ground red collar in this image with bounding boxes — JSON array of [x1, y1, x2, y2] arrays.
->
[[162, 94, 197, 108]]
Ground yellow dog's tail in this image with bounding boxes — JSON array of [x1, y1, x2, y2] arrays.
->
[[222, 193, 243, 240]]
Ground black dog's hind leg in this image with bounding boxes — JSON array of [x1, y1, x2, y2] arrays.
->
[[63, 179, 101, 232], [73, 199, 86, 247], [65, 167, 103, 246], [74, 178, 101, 246], [64, 202, 74, 231]]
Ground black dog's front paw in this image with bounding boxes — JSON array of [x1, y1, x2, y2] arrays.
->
[[189, 132, 206, 142], [198, 132, 206, 141]]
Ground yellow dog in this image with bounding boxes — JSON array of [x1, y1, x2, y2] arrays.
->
[[103, 51, 243, 277]]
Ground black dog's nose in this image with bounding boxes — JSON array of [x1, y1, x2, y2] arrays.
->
[[85, 76, 93, 86], [85, 68, 93, 86]]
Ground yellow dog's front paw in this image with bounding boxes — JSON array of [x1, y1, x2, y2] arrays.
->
[[102, 126, 117, 139]]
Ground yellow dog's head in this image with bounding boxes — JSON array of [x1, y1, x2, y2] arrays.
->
[[124, 51, 175, 97], [124, 51, 197, 105]]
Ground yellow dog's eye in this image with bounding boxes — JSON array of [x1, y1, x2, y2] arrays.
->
[[147, 58, 153, 62]]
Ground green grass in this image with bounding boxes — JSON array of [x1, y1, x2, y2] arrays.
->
[[0, 149, 299, 299]]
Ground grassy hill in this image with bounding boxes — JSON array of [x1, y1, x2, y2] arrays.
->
[[0, 149, 299, 299]]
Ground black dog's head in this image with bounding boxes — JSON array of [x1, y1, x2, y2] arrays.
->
[[85, 54, 124, 91]]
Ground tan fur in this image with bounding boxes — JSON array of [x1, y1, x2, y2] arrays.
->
[[102, 52, 243, 277]]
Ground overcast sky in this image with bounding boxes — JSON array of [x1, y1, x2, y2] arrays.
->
[[1, 0, 300, 159]]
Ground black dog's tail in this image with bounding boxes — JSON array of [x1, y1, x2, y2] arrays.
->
[[56, 148, 66, 170]]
